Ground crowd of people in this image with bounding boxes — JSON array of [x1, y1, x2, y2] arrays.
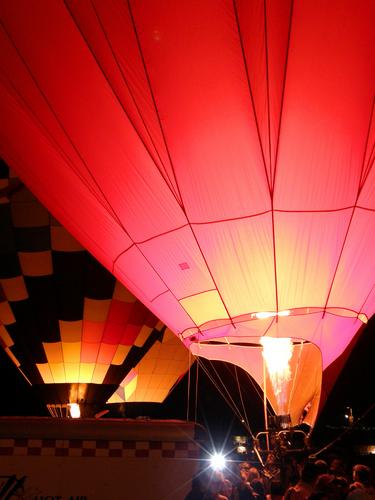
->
[[184, 455, 375, 500]]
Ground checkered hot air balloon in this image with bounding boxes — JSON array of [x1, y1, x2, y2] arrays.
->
[[0, 163, 192, 416]]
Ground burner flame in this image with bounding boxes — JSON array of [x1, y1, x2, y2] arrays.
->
[[260, 337, 293, 414]]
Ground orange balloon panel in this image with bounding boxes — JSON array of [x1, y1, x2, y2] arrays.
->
[[108, 329, 194, 404]]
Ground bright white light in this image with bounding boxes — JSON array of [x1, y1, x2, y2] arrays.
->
[[255, 310, 290, 320], [210, 453, 226, 471], [260, 337, 293, 414], [237, 445, 247, 454], [69, 403, 81, 419], [255, 311, 275, 319]]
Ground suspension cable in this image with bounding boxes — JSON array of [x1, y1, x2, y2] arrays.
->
[[234, 365, 251, 431], [186, 349, 192, 421], [198, 359, 246, 428], [194, 357, 199, 422], [245, 371, 273, 417]]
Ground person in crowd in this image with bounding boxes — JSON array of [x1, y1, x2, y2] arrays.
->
[[248, 467, 266, 500], [310, 473, 335, 497], [310, 473, 348, 500], [185, 475, 206, 500], [326, 456, 349, 497], [347, 464, 375, 500], [235, 462, 256, 500], [262, 452, 282, 498], [284, 455, 301, 489], [314, 460, 329, 476], [222, 478, 235, 500], [329, 458, 347, 481], [203, 471, 228, 500], [283, 462, 319, 500]]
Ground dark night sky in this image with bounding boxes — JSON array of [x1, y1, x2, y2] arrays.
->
[[1, 314, 374, 453]]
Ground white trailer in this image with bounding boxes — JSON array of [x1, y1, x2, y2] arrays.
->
[[0, 417, 205, 500]]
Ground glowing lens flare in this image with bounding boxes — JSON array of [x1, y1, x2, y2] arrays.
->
[[260, 337, 293, 414], [210, 453, 226, 471]]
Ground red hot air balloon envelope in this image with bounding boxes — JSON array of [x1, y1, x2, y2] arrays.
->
[[0, 1, 374, 426]]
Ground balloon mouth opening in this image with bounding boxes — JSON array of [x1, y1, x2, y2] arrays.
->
[[186, 335, 309, 348], [181, 306, 367, 346]]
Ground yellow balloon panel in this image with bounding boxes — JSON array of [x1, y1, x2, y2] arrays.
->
[[108, 329, 193, 404]]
